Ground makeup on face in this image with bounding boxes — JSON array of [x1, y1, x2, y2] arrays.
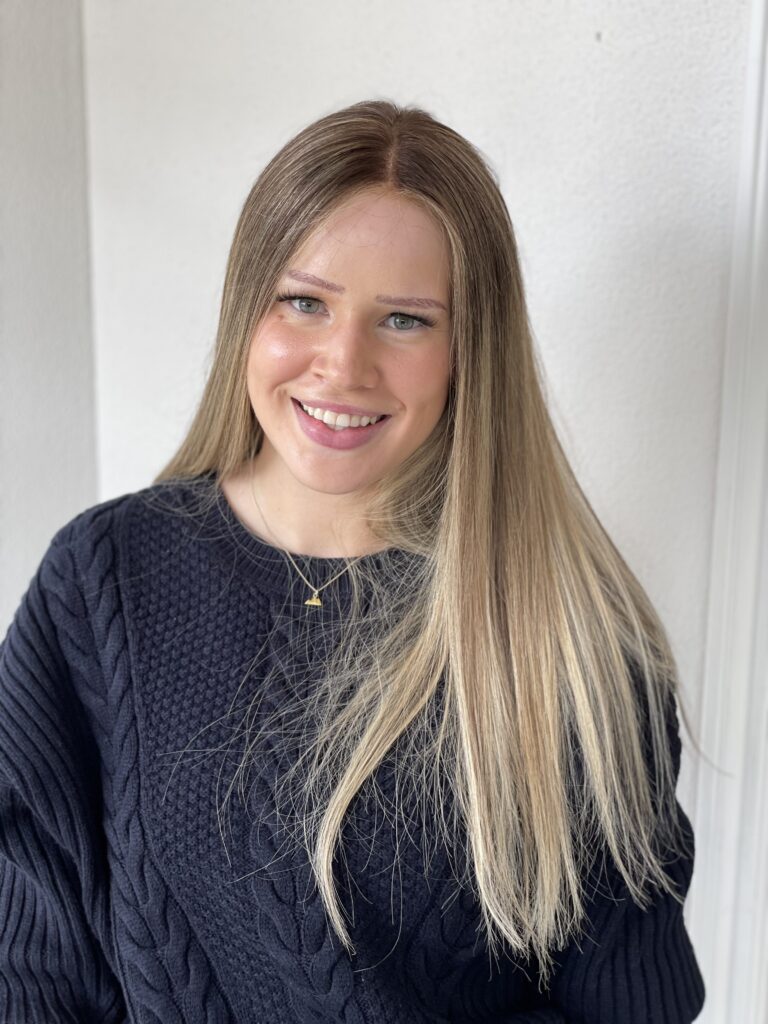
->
[[245, 189, 452, 504]]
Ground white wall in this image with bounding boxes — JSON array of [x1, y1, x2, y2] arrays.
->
[[0, 0, 96, 631]]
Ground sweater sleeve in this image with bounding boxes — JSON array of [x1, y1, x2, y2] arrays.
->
[[0, 530, 127, 1023], [532, 689, 706, 1024]]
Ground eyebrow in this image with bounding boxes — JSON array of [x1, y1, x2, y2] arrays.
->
[[286, 269, 448, 311]]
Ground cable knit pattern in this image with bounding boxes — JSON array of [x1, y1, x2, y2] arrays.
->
[[0, 476, 705, 1022]]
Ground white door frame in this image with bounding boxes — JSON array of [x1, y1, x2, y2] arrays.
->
[[689, 0, 768, 1020]]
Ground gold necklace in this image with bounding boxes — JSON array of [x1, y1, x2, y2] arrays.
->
[[249, 471, 366, 607]]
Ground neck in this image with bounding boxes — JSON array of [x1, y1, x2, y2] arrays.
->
[[222, 454, 388, 559]]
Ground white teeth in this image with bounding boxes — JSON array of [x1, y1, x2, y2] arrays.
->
[[299, 401, 384, 429]]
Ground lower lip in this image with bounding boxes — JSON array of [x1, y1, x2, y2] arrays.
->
[[292, 399, 391, 450]]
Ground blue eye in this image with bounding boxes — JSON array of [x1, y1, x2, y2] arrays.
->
[[276, 294, 323, 315], [274, 293, 436, 331], [388, 313, 421, 331]]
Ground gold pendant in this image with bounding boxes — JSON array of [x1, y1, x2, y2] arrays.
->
[[305, 592, 322, 607]]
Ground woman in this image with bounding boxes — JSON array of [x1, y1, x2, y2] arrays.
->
[[0, 100, 705, 1022]]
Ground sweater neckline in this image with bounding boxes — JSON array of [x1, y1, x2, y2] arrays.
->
[[183, 470, 406, 603]]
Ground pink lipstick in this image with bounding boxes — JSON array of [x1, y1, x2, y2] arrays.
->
[[292, 398, 391, 451]]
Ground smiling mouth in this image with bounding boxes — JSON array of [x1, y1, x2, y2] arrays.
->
[[291, 397, 391, 431], [291, 398, 392, 450]]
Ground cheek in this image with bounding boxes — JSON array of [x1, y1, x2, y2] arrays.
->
[[400, 347, 451, 411], [248, 328, 308, 383], [389, 384, 445, 431]]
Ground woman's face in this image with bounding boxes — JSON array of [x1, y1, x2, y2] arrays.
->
[[246, 189, 452, 500]]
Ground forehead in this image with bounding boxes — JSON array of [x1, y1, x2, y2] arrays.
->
[[291, 190, 450, 284]]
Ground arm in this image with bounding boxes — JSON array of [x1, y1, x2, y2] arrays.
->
[[0, 534, 127, 1023]]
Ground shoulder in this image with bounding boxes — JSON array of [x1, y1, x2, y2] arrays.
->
[[48, 490, 137, 555], [47, 474, 217, 562], [25, 476, 217, 631]]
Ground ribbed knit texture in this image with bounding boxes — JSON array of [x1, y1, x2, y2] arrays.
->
[[0, 475, 706, 1023]]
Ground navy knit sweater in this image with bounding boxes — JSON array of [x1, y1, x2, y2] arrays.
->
[[0, 475, 706, 1023]]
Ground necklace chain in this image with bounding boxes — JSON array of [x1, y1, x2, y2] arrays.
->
[[248, 471, 365, 607]]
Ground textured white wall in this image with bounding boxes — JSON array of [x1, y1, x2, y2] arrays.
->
[[0, 0, 96, 632]]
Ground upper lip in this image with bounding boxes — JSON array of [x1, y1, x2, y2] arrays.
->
[[293, 397, 390, 417]]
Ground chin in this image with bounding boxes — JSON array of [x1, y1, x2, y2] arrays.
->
[[297, 472, 381, 498]]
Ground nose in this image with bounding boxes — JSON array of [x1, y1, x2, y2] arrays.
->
[[310, 316, 380, 390]]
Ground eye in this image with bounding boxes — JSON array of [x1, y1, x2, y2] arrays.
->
[[274, 292, 437, 331], [276, 293, 324, 315], [387, 312, 434, 331]]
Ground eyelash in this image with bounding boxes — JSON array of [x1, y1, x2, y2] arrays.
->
[[274, 292, 437, 330]]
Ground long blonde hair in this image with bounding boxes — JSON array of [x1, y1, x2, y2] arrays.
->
[[155, 98, 700, 983]]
